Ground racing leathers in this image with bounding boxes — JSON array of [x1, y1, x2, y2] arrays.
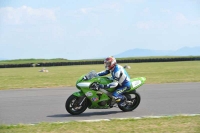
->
[[97, 64, 131, 106]]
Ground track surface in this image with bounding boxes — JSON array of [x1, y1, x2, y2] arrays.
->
[[0, 83, 200, 125]]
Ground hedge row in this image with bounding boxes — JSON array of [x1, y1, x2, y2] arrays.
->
[[0, 57, 200, 68]]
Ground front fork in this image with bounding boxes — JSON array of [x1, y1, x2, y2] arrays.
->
[[78, 96, 86, 106], [72, 91, 87, 108]]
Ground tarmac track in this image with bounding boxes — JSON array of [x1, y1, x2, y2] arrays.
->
[[0, 83, 200, 125]]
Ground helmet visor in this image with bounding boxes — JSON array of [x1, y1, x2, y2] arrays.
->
[[104, 61, 111, 69]]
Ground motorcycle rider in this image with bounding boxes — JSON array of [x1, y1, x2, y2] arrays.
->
[[96, 56, 131, 106]]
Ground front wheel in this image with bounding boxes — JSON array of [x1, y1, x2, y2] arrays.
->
[[65, 95, 88, 115], [118, 91, 141, 112]]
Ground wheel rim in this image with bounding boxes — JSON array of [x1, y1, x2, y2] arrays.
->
[[69, 97, 86, 112], [124, 94, 140, 109]]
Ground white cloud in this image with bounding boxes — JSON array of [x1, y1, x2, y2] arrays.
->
[[161, 9, 171, 14], [189, 19, 200, 26], [77, 28, 103, 37], [143, 8, 149, 14], [176, 13, 187, 22], [140, 7, 150, 16], [175, 13, 200, 26], [70, 3, 121, 17], [136, 21, 153, 29], [0, 6, 56, 25], [124, 0, 145, 3], [136, 21, 168, 29], [136, 11, 200, 30], [79, 7, 93, 14]]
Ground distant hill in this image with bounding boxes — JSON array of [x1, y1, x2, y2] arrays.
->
[[114, 46, 200, 58]]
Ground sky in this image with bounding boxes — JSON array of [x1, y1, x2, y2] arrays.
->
[[0, 0, 200, 60]]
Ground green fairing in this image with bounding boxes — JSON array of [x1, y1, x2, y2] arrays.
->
[[82, 88, 110, 109], [127, 77, 146, 92], [75, 76, 114, 109], [76, 75, 85, 90], [75, 74, 146, 109], [72, 91, 85, 97]]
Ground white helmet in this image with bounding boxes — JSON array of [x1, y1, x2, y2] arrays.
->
[[104, 56, 117, 70]]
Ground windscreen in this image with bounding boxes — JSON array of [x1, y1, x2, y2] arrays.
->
[[85, 70, 99, 80]]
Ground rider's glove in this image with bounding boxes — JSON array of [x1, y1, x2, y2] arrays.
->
[[90, 83, 99, 91], [98, 84, 109, 89], [91, 84, 108, 91], [98, 84, 105, 89]]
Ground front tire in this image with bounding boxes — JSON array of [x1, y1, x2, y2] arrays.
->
[[118, 91, 141, 112], [65, 95, 88, 115]]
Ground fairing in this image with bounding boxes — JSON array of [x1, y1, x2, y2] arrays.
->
[[74, 71, 146, 109]]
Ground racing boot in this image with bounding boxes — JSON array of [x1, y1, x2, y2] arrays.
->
[[116, 95, 127, 107]]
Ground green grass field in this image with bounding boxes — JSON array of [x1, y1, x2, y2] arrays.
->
[[0, 115, 199, 133], [0, 61, 200, 90]]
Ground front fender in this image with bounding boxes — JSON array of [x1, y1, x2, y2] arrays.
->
[[72, 91, 85, 97]]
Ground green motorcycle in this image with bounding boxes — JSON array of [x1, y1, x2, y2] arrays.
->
[[65, 70, 146, 115]]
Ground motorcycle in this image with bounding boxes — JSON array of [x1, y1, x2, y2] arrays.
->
[[65, 70, 146, 115]]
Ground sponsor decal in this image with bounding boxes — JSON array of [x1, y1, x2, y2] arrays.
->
[[116, 88, 127, 94], [91, 97, 99, 101], [132, 80, 141, 88], [85, 91, 93, 97]]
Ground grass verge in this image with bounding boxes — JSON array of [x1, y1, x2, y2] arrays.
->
[[0, 115, 199, 133]]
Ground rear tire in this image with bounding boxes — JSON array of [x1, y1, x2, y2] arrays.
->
[[118, 91, 141, 112], [65, 95, 88, 115]]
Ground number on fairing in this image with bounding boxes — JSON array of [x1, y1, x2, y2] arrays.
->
[[132, 80, 141, 88]]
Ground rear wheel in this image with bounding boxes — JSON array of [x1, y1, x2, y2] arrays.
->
[[118, 91, 141, 112], [65, 95, 88, 115]]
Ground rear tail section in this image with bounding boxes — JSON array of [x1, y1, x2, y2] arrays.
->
[[127, 77, 146, 92]]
